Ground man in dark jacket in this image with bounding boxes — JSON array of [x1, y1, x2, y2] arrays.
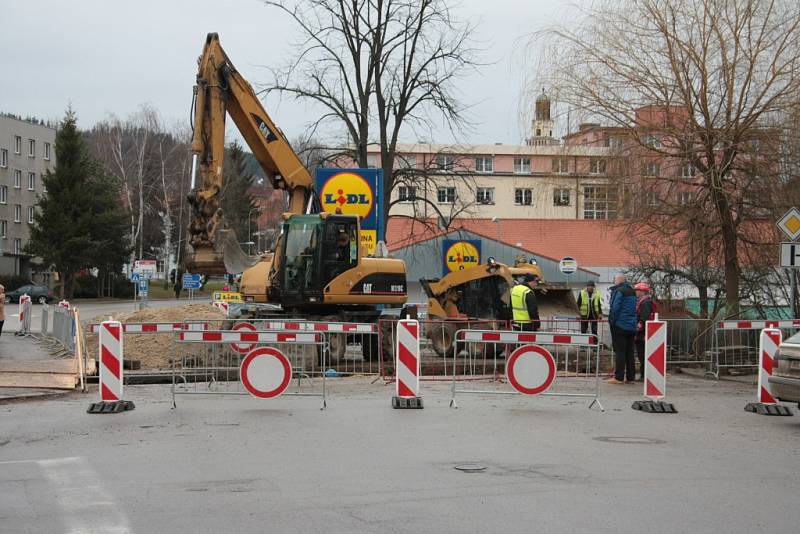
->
[[608, 274, 637, 384], [634, 282, 656, 381]]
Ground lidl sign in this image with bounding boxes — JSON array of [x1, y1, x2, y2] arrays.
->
[[443, 239, 481, 275], [316, 168, 384, 255]]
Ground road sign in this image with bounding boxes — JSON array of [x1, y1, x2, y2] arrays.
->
[[133, 259, 158, 275], [230, 322, 257, 354], [213, 291, 244, 303], [138, 278, 149, 297], [780, 242, 800, 268], [130, 272, 141, 282], [239, 347, 292, 398], [559, 257, 578, 275], [505, 344, 556, 395], [182, 273, 202, 289], [776, 207, 800, 241]]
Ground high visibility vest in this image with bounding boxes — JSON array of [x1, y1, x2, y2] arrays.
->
[[511, 284, 532, 323], [579, 289, 602, 317]]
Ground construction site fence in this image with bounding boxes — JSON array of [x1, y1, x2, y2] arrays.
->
[[712, 319, 800, 377], [449, 329, 603, 411], [170, 328, 329, 408], [37, 304, 76, 354]]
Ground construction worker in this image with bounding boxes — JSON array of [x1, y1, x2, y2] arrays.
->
[[511, 274, 541, 331], [577, 280, 602, 336]]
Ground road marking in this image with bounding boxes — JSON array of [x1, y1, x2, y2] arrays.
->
[[2, 456, 132, 534]]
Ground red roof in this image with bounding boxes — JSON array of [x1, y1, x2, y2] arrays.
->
[[386, 218, 635, 267]]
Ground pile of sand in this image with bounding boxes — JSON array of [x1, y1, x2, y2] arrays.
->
[[84, 303, 227, 370]]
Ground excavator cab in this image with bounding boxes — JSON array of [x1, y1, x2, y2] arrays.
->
[[276, 214, 359, 306]]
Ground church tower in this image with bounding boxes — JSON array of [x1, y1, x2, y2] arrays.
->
[[527, 89, 557, 146]]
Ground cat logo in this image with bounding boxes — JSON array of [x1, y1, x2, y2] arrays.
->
[[320, 172, 374, 219], [445, 242, 480, 272]]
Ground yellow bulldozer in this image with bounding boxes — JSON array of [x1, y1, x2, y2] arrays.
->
[[420, 255, 578, 357]]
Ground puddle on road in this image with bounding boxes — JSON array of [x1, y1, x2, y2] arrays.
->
[[593, 436, 666, 445]]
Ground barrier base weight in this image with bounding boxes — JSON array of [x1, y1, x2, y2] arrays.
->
[[744, 402, 793, 416], [632, 400, 678, 414], [392, 396, 423, 409], [87, 400, 136, 414]]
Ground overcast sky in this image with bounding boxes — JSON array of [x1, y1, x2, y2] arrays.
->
[[2, 0, 570, 145]]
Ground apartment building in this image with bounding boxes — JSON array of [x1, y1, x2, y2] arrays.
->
[[0, 115, 55, 278]]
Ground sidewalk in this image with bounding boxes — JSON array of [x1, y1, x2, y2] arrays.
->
[[0, 333, 76, 402]]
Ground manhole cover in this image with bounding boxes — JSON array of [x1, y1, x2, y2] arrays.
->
[[593, 436, 665, 445], [454, 463, 487, 472]]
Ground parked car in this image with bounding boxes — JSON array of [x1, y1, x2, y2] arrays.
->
[[769, 331, 800, 406], [3, 284, 54, 304]]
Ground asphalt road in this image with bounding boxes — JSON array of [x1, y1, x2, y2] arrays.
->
[[1, 375, 799, 533]]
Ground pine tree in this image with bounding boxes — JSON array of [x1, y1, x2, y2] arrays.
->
[[27, 108, 129, 298], [219, 141, 258, 251]]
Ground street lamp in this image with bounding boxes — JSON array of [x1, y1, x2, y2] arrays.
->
[[247, 207, 261, 255]]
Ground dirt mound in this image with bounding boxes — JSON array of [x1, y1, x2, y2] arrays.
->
[[84, 303, 227, 370]]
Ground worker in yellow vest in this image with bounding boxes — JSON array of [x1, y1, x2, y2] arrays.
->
[[511, 274, 541, 331], [577, 280, 603, 336]]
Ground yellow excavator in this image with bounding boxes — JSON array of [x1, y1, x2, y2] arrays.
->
[[420, 255, 578, 357], [186, 33, 407, 358]]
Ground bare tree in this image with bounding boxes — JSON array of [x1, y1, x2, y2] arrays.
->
[[263, 0, 481, 234], [530, 0, 800, 314]]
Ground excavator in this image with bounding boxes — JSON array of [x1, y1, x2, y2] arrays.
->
[[420, 255, 578, 358], [185, 33, 407, 359]]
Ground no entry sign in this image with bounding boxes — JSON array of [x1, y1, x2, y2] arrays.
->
[[240, 347, 292, 399], [506, 344, 556, 395]]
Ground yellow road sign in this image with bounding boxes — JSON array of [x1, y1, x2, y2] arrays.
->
[[777, 207, 800, 241]]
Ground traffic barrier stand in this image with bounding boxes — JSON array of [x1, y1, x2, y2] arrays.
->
[[744, 328, 793, 416], [212, 300, 229, 315], [392, 319, 422, 409], [449, 329, 603, 411], [15, 294, 32, 336], [88, 320, 135, 414], [632, 315, 677, 414], [172, 329, 328, 410]]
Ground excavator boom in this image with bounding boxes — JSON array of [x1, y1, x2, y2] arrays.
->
[[187, 32, 314, 274]]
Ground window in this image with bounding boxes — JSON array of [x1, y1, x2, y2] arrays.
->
[[552, 157, 569, 174], [0, 220, 6, 238], [14, 136, 22, 154], [678, 191, 694, 206], [474, 157, 494, 173], [647, 190, 659, 207], [366, 154, 378, 168], [681, 163, 696, 178], [606, 136, 623, 149], [0, 149, 7, 168], [642, 162, 660, 177], [589, 159, 606, 175], [44, 142, 50, 160], [476, 187, 494, 204], [13, 238, 21, 255], [28, 172, 35, 190], [0, 186, 6, 204], [435, 155, 455, 171], [397, 185, 416, 203], [514, 188, 533, 206], [28, 206, 35, 223], [513, 158, 531, 173], [644, 134, 662, 148], [394, 154, 416, 169], [553, 188, 571, 206], [14, 170, 21, 188], [14, 204, 22, 223], [28, 139, 35, 157], [583, 185, 618, 220], [437, 186, 456, 204]]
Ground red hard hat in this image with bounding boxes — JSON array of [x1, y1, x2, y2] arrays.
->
[[634, 282, 651, 292]]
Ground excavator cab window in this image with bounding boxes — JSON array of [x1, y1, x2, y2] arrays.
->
[[280, 217, 324, 297], [322, 217, 358, 283]]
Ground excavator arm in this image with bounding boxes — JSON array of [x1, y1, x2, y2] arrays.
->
[[187, 32, 314, 274]]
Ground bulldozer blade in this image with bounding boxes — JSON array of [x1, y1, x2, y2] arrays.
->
[[220, 228, 261, 274]]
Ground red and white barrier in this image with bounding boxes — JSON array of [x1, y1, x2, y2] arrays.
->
[[506, 344, 556, 395], [178, 330, 322, 344], [260, 321, 376, 333], [644, 317, 667, 401], [718, 319, 800, 330], [58, 299, 71, 309], [212, 301, 229, 316], [88, 322, 209, 334], [457, 330, 597, 346], [393, 319, 422, 408], [757, 328, 782, 404], [18, 294, 31, 334], [99, 321, 123, 402]]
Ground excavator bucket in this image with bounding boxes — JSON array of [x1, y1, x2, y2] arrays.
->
[[220, 228, 262, 275], [535, 284, 579, 318]]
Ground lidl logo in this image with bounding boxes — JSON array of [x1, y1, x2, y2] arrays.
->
[[445, 241, 480, 272], [320, 172, 374, 219]]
